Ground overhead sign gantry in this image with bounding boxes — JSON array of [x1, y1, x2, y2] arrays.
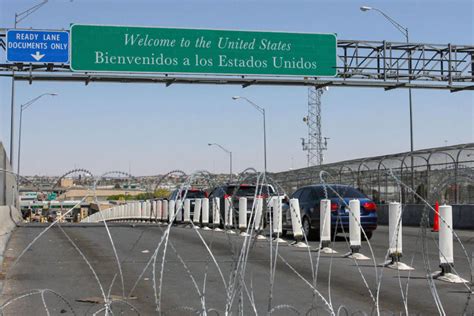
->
[[0, 25, 473, 91]]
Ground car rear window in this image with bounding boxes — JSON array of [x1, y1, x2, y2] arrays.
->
[[181, 190, 206, 199], [326, 186, 367, 199], [225, 185, 275, 197]]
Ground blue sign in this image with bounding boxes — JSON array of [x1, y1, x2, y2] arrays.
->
[[7, 30, 69, 63]]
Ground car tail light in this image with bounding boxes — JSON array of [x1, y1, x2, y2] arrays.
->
[[224, 194, 231, 199], [363, 202, 377, 212], [330, 202, 339, 212], [257, 194, 268, 199], [204, 192, 209, 198]]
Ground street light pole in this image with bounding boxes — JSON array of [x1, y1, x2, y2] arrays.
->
[[17, 93, 57, 178], [232, 96, 267, 175], [10, 0, 50, 168], [360, 6, 415, 196], [208, 143, 233, 182]]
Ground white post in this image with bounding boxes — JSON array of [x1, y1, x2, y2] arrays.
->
[[176, 200, 183, 223], [290, 198, 305, 246], [213, 197, 222, 231], [152, 201, 157, 221], [254, 197, 266, 240], [168, 200, 175, 224], [272, 197, 283, 235], [162, 200, 168, 222], [389, 202, 403, 256], [435, 204, 467, 282], [320, 199, 332, 248], [193, 198, 202, 226], [239, 197, 248, 235], [157, 200, 163, 221], [184, 199, 191, 224], [439, 205, 454, 268], [202, 198, 210, 229], [224, 197, 233, 228], [349, 199, 361, 252], [272, 197, 285, 243]]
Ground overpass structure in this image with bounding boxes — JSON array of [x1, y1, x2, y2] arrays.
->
[[0, 29, 473, 91]]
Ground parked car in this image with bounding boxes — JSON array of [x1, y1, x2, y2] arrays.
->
[[208, 183, 284, 226], [282, 184, 377, 240], [168, 188, 207, 218]]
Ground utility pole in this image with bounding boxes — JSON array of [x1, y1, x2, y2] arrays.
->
[[302, 86, 328, 167]]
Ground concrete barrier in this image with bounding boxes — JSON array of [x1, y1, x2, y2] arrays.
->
[[0, 206, 22, 292], [376, 204, 474, 229]]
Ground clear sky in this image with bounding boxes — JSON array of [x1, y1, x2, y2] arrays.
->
[[0, 0, 473, 176]]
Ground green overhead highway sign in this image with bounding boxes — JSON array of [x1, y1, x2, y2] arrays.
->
[[70, 24, 337, 77]]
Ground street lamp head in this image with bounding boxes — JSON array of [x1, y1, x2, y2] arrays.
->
[[49, 93, 58, 96], [360, 6, 372, 11], [208, 143, 212, 146], [231, 96, 240, 100]]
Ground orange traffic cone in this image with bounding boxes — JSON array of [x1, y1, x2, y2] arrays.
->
[[432, 200, 439, 232]]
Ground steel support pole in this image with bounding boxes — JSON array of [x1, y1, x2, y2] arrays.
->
[[17, 107, 23, 179], [262, 108, 267, 176]]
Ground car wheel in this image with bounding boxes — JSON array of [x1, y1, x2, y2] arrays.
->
[[302, 217, 316, 241], [363, 230, 373, 241]]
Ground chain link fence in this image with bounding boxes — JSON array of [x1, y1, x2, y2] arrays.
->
[[271, 143, 474, 205]]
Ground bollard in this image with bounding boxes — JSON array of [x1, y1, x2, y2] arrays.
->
[[272, 197, 286, 243], [168, 200, 175, 224], [202, 198, 210, 230], [213, 197, 222, 231], [224, 197, 235, 233], [193, 198, 202, 228], [162, 200, 168, 223], [254, 197, 266, 240], [433, 205, 467, 283], [289, 198, 307, 247], [344, 200, 370, 260], [176, 200, 183, 223], [151, 201, 157, 221], [239, 197, 249, 236], [383, 202, 413, 270], [319, 199, 336, 253], [184, 199, 191, 226], [157, 200, 163, 221]]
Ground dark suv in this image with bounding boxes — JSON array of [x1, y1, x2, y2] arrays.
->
[[208, 184, 279, 225], [282, 184, 377, 240], [168, 188, 207, 218]]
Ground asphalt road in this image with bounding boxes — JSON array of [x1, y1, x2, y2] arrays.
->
[[0, 223, 472, 315]]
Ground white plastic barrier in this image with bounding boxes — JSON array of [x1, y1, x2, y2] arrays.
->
[[152, 201, 157, 220], [193, 198, 202, 225], [202, 198, 210, 229], [439, 205, 454, 265], [289, 198, 304, 241], [157, 200, 163, 221], [239, 197, 247, 234], [184, 199, 191, 223], [176, 200, 183, 223], [162, 200, 168, 222], [139, 202, 144, 220], [168, 200, 175, 224], [272, 197, 283, 235], [388, 202, 403, 255], [224, 197, 233, 228], [255, 197, 263, 231], [349, 199, 361, 249], [213, 198, 222, 230], [320, 199, 332, 247]]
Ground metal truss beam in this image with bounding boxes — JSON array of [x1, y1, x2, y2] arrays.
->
[[0, 33, 473, 91]]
